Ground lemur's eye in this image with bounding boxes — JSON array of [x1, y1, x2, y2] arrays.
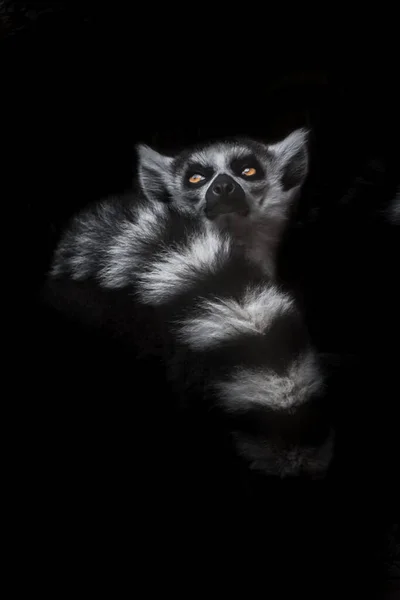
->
[[242, 167, 256, 177], [189, 174, 204, 184]]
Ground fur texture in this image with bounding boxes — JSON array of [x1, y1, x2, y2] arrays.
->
[[47, 190, 332, 478]]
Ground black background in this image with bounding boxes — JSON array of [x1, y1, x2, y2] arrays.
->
[[4, 3, 399, 597]]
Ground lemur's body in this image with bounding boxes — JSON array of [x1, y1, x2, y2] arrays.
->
[[46, 180, 332, 478]]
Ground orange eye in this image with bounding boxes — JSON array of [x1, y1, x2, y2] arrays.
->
[[189, 174, 204, 184], [242, 167, 256, 177]]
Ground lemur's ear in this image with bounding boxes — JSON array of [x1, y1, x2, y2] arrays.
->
[[268, 128, 310, 190], [136, 144, 174, 203]]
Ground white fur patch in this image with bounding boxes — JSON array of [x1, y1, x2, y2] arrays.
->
[[99, 202, 167, 288], [215, 351, 324, 412], [137, 226, 231, 305], [178, 285, 294, 350]]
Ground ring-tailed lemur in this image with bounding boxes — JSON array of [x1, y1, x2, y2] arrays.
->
[[136, 128, 309, 277], [47, 189, 333, 478]]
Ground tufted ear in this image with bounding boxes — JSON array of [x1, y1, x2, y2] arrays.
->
[[268, 128, 310, 191], [136, 144, 174, 203]]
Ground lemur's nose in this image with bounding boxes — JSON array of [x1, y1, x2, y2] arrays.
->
[[212, 179, 235, 196], [205, 174, 248, 219]]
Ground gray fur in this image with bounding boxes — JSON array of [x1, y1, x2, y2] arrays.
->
[[51, 198, 169, 288], [137, 224, 231, 305], [215, 351, 324, 413], [49, 154, 331, 479], [177, 284, 295, 350], [136, 145, 174, 204]]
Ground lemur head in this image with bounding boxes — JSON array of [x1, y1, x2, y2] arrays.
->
[[136, 129, 309, 227]]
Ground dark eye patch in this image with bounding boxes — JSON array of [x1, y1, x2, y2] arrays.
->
[[183, 163, 215, 188], [230, 155, 265, 181]]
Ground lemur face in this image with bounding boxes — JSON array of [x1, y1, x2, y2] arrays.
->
[[137, 128, 309, 227]]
